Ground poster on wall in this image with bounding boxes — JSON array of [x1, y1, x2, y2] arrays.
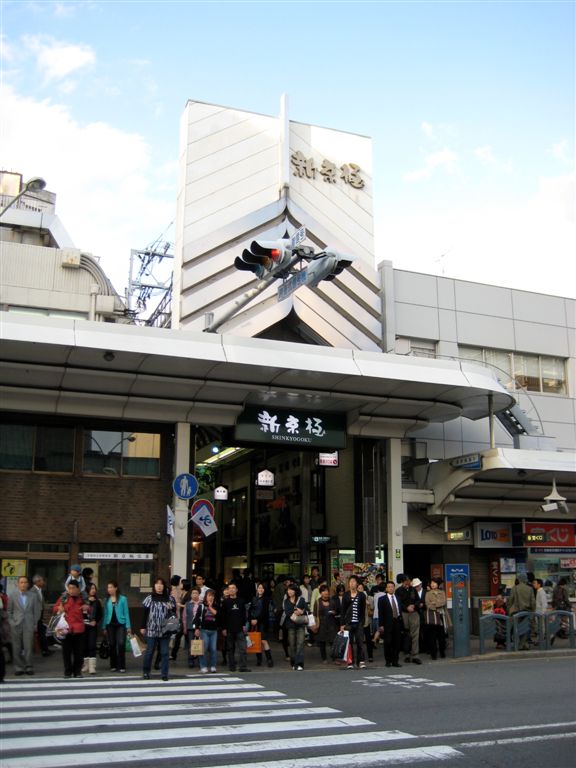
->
[[499, 557, 516, 574]]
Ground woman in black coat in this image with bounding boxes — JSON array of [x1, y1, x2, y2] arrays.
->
[[248, 582, 274, 667]]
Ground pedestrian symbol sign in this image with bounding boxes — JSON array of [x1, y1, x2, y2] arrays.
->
[[173, 473, 198, 500]]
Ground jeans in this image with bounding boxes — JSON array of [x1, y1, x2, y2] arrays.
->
[[107, 624, 127, 670], [143, 635, 170, 677], [200, 629, 218, 669], [287, 625, 305, 667], [226, 631, 247, 670]]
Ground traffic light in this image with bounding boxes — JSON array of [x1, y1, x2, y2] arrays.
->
[[234, 239, 292, 279], [305, 249, 356, 286]]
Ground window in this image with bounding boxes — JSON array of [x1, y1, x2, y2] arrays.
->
[[459, 346, 566, 394], [0, 425, 74, 472], [82, 430, 160, 477], [396, 338, 437, 358]]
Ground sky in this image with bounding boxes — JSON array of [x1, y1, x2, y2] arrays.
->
[[1, 0, 574, 301]]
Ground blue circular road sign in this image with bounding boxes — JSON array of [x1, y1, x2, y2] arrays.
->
[[173, 473, 198, 500]]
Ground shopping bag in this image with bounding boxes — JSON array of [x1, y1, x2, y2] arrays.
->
[[331, 630, 349, 661], [246, 631, 262, 654], [190, 638, 204, 656], [54, 614, 69, 639], [46, 613, 61, 637], [307, 613, 317, 631], [130, 635, 143, 658]]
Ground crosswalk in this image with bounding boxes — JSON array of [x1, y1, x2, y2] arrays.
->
[[0, 673, 464, 767]]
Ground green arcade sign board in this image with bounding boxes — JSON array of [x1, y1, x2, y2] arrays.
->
[[235, 406, 347, 450]]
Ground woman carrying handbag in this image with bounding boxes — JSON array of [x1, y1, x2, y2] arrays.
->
[[282, 583, 307, 671], [248, 582, 274, 667], [102, 581, 132, 673], [191, 588, 219, 673]]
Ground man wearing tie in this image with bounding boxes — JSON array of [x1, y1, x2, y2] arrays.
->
[[377, 581, 403, 668], [8, 576, 41, 676]]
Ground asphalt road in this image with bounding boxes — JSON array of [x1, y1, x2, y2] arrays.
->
[[1, 656, 574, 768]]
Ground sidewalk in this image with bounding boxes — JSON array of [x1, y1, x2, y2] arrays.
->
[[4, 634, 576, 680]]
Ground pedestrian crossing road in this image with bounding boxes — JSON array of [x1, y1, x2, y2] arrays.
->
[[1, 672, 574, 767]]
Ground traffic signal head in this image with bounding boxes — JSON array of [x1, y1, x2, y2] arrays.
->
[[234, 239, 292, 278], [306, 249, 356, 286]]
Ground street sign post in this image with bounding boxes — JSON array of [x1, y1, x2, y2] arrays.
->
[[173, 473, 198, 500]]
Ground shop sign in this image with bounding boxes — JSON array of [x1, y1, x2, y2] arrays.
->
[[445, 564, 471, 600], [311, 536, 334, 544], [235, 406, 346, 449], [560, 558, 576, 568], [80, 552, 154, 561], [450, 453, 482, 470], [318, 451, 339, 467], [524, 522, 576, 548], [474, 522, 513, 548], [290, 150, 365, 189], [214, 485, 228, 501], [256, 469, 275, 487], [489, 558, 501, 596], [447, 530, 471, 542], [255, 488, 274, 500]]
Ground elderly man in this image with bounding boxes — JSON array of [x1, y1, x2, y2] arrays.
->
[[8, 576, 41, 676]]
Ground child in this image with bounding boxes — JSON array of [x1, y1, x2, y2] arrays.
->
[[493, 597, 507, 649], [65, 565, 87, 596]]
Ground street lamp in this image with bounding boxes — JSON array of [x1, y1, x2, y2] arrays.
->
[[0, 176, 47, 220]]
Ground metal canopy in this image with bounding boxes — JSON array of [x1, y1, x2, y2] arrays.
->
[[0, 314, 515, 435], [420, 448, 576, 519]]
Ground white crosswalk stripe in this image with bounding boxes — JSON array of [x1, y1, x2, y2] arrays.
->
[[0, 674, 464, 768]]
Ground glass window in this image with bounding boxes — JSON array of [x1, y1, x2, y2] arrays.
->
[[83, 430, 160, 477], [34, 427, 74, 472], [0, 425, 34, 469], [513, 353, 541, 392], [484, 349, 514, 390], [541, 357, 566, 394], [459, 346, 484, 363]]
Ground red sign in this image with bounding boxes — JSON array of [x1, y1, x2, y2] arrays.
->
[[191, 499, 214, 518], [489, 559, 501, 596], [524, 522, 575, 548]]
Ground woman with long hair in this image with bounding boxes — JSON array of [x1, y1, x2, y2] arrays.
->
[[314, 583, 338, 663], [192, 588, 219, 673], [282, 583, 307, 671], [82, 583, 103, 675], [249, 581, 274, 667], [102, 581, 132, 673], [141, 577, 177, 681]]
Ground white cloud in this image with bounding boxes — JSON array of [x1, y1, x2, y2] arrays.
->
[[0, 85, 176, 294], [403, 148, 460, 182], [376, 171, 576, 297], [473, 145, 513, 173], [548, 139, 571, 163], [421, 121, 435, 139], [23, 34, 95, 81]]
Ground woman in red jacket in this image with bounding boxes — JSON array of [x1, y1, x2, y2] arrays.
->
[[53, 579, 88, 678]]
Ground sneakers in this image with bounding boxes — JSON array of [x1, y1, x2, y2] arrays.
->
[[200, 667, 209, 673], [143, 673, 150, 679], [296, 665, 304, 671], [359, 661, 366, 669], [118, 668, 126, 673], [346, 664, 354, 670], [210, 667, 217, 673]]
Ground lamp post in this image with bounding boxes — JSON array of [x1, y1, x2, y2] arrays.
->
[[0, 177, 47, 219]]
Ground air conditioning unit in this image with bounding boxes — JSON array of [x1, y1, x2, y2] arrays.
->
[[61, 248, 81, 268]]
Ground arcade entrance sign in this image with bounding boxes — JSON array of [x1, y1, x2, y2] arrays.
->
[[235, 406, 346, 449]]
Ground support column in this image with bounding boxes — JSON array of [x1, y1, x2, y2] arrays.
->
[[386, 437, 405, 581], [172, 423, 191, 578], [300, 452, 313, 572]]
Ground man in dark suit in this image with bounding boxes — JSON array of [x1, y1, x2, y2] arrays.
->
[[8, 576, 41, 675], [378, 580, 403, 668]]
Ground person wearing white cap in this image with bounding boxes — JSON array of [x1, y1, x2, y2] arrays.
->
[[395, 574, 422, 665]]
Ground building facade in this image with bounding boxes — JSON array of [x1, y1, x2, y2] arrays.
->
[[1, 101, 575, 611]]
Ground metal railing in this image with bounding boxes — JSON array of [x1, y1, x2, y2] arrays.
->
[[479, 610, 575, 653], [479, 614, 512, 654]]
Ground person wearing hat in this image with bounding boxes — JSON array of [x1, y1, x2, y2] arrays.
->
[[395, 574, 422, 665], [411, 577, 427, 653], [65, 565, 87, 597]]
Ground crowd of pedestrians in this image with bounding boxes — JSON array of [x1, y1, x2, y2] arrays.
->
[[0, 566, 573, 682]]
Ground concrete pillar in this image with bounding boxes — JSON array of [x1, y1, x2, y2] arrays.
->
[[386, 437, 404, 581], [172, 423, 191, 578]]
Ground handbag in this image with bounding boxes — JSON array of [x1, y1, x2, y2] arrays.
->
[[331, 630, 349, 661], [98, 635, 110, 659], [290, 612, 308, 626], [246, 631, 262, 654], [130, 635, 142, 657], [162, 613, 181, 635], [190, 638, 204, 656]]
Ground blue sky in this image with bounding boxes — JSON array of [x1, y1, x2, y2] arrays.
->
[[2, 0, 574, 297]]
